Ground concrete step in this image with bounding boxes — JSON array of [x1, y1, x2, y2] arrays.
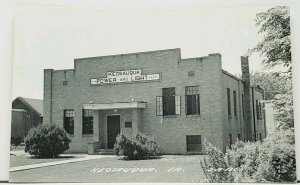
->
[[95, 149, 115, 155]]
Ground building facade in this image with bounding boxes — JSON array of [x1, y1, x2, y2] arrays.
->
[[11, 97, 43, 145], [43, 48, 266, 154]]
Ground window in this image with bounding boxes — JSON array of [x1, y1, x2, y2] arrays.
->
[[256, 100, 262, 120], [175, 96, 181, 115], [82, 109, 93, 135], [237, 134, 241, 140], [227, 88, 231, 115], [64, 110, 74, 135], [229, 134, 233, 149], [125, 122, 132, 128], [188, 71, 195, 77], [156, 88, 180, 116], [186, 135, 202, 152], [163, 88, 176, 115], [156, 96, 163, 116], [259, 133, 262, 141], [233, 91, 237, 116], [63, 81, 68, 86], [242, 94, 245, 117], [185, 86, 200, 115]]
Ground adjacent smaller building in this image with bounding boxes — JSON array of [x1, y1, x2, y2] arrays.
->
[[11, 97, 43, 145], [264, 101, 277, 134]]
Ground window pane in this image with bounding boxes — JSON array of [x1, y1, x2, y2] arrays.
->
[[242, 94, 245, 117], [227, 88, 231, 115], [82, 109, 93, 135], [64, 109, 74, 135], [156, 96, 163, 116], [162, 88, 176, 115], [229, 134, 232, 148], [233, 91, 237, 116], [186, 86, 200, 115], [125, 122, 132, 128], [175, 96, 181, 115], [186, 135, 202, 152]]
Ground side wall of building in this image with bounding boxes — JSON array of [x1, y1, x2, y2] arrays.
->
[[12, 99, 43, 128], [250, 88, 266, 140], [221, 72, 245, 150], [11, 110, 28, 140]]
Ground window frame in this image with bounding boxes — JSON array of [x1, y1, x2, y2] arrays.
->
[[162, 87, 176, 115], [186, 135, 202, 153], [156, 87, 181, 116], [242, 94, 245, 117], [233, 90, 237, 116], [82, 109, 94, 135], [256, 100, 262, 120], [228, 134, 233, 149], [64, 109, 74, 135], [227, 88, 231, 116], [125, 122, 132, 128], [185, 86, 200, 115]]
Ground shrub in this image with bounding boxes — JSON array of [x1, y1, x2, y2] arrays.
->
[[200, 129, 296, 183], [254, 129, 296, 182], [114, 131, 160, 160], [24, 124, 71, 158], [11, 137, 22, 146], [200, 140, 233, 182]]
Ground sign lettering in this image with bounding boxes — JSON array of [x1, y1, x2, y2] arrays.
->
[[91, 69, 160, 85]]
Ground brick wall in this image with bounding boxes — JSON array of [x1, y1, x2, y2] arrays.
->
[[44, 48, 264, 154]]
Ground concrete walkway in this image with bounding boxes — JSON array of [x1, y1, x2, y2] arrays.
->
[[10, 154, 115, 172]]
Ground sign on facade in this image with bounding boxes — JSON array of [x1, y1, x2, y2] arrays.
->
[[91, 69, 160, 85]]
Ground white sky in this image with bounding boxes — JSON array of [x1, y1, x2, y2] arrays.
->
[[11, 2, 284, 99]]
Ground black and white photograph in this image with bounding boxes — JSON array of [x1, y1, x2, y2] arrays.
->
[[1, 0, 299, 183]]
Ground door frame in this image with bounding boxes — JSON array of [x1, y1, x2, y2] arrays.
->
[[106, 114, 121, 149]]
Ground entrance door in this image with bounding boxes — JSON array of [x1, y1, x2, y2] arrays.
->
[[107, 115, 120, 149]]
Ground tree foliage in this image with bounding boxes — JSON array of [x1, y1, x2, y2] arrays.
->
[[250, 71, 292, 100], [251, 6, 291, 75], [250, 6, 294, 130], [273, 91, 294, 129]]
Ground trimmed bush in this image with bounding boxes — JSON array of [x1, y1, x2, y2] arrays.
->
[[200, 129, 296, 183], [114, 131, 160, 160], [24, 124, 71, 158]]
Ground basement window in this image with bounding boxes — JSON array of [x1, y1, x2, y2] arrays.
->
[[186, 135, 202, 152], [188, 71, 195, 77], [125, 122, 132, 128]]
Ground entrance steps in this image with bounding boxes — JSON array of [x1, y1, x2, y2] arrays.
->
[[94, 149, 115, 155]]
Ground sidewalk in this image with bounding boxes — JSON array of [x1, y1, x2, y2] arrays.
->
[[10, 154, 115, 172]]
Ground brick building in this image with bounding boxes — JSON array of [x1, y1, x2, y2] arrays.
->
[[11, 97, 43, 144], [43, 48, 266, 154]]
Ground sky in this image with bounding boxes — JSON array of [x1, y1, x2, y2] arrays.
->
[[11, 3, 276, 100]]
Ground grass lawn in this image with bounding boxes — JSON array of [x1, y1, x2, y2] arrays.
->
[[10, 155, 207, 183]]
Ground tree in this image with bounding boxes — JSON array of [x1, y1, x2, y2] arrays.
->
[[250, 6, 294, 130], [250, 71, 292, 100], [251, 6, 291, 76], [273, 91, 294, 129]]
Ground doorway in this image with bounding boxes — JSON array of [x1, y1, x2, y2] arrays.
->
[[107, 115, 120, 149]]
